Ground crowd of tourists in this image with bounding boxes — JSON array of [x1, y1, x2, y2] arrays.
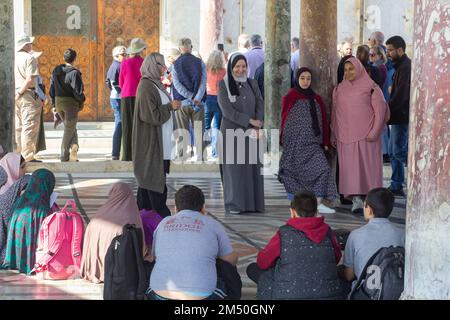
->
[[3, 29, 411, 300], [0, 156, 404, 300]]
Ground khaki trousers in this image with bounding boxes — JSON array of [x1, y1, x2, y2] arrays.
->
[[15, 91, 42, 162], [175, 105, 205, 160], [59, 104, 79, 161]]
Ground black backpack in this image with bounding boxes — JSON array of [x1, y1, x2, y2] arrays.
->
[[349, 246, 405, 300], [103, 224, 150, 300]]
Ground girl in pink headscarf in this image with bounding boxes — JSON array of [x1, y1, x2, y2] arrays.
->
[[0, 153, 25, 195], [331, 57, 389, 213]]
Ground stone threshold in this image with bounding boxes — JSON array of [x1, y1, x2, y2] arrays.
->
[[26, 161, 220, 173]]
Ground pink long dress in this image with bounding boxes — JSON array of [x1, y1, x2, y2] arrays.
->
[[331, 57, 389, 197]]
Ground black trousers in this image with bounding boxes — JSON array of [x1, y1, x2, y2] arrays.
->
[[137, 186, 171, 218]]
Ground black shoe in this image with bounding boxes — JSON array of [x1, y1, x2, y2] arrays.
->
[[227, 210, 242, 215], [383, 154, 390, 164], [388, 187, 406, 198], [28, 159, 42, 163], [351, 208, 364, 215], [340, 195, 353, 205]]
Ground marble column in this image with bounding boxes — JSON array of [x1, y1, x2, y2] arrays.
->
[[264, 0, 291, 134], [199, 0, 224, 61], [300, 0, 337, 110], [0, 0, 15, 153], [402, 0, 450, 300]]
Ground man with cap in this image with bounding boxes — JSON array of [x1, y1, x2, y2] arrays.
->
[[49, 48, 86, 162], [14, 34, 43, 162]]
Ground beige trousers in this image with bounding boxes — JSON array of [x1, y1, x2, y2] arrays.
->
[[15, 91, 42, 162], [175, 105, 205, 160]]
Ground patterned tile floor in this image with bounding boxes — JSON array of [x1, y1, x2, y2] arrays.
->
[[0, 171, 406, 300]]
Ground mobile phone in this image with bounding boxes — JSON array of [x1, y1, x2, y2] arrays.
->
[[217, 43, 224, 51]]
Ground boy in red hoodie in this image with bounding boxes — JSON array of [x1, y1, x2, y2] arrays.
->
[[246, 190, 345, 300]]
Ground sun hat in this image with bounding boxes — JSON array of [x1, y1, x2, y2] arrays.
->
[[16, 34, 35, 51], [126, 38, 147, 55]]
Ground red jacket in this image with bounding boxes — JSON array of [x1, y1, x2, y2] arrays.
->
[[257, 217, 342, 270]]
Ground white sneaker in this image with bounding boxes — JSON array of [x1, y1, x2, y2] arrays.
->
[[318, 204, 336, 214]]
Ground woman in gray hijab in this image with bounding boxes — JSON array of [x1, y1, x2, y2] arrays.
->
[[217, 53, 265, 214], [132, 53, 181, 218]]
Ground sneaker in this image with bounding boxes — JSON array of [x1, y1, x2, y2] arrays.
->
[[112, 156, 119, 161], [352, 196, 364, 214], [228, 210, 242, 215], [388, 187, 406, 198], [70, 144, 79, 162], [28, 159, 43, 163], [318, 204, 336, 214]]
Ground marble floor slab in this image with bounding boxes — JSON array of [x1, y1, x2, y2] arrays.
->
[[0, 172, 406, 300]]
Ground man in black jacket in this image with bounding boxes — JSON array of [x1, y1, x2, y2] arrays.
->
[[50, 49, 85, 162], [386, 36, 411, 197]]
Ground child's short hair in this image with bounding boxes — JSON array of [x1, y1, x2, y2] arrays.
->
[[365, 188, 395, 218], [290, 191, 318, 217]]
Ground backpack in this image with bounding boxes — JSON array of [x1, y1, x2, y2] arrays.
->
[[32, 200, 84, 280], [349, 246, 405, 300], [140, 209, 162, 248], [103, 224, 150, 300]]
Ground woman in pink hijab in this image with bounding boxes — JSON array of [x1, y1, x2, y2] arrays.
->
[[0, 153, 25, 195], [331, 57, 389, 213], [80, 182, 146, 283]]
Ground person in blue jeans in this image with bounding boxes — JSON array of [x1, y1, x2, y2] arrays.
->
[[381, 59, 396, 163], [386, 36, 411, 197], [106, 46, 127, 160], [205, 50, 226, 159]]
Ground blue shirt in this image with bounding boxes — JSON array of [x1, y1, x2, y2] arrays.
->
[[290, 50, 300, 72], [343, 218, 405, 286], [150, 210, 234, 295]]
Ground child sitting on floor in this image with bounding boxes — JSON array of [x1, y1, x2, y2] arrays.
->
[[246, 190, 346, 300]]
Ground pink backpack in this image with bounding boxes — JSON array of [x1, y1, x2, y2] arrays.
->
[[140, 210, 162, 247], [32, 200, 84, 280]]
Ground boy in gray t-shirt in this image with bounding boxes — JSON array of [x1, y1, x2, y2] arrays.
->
[[339, 188, 405, 287], [148, 185, 239, 300]]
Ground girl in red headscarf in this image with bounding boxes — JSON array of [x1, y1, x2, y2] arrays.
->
[[279, 67, 336, 214]]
